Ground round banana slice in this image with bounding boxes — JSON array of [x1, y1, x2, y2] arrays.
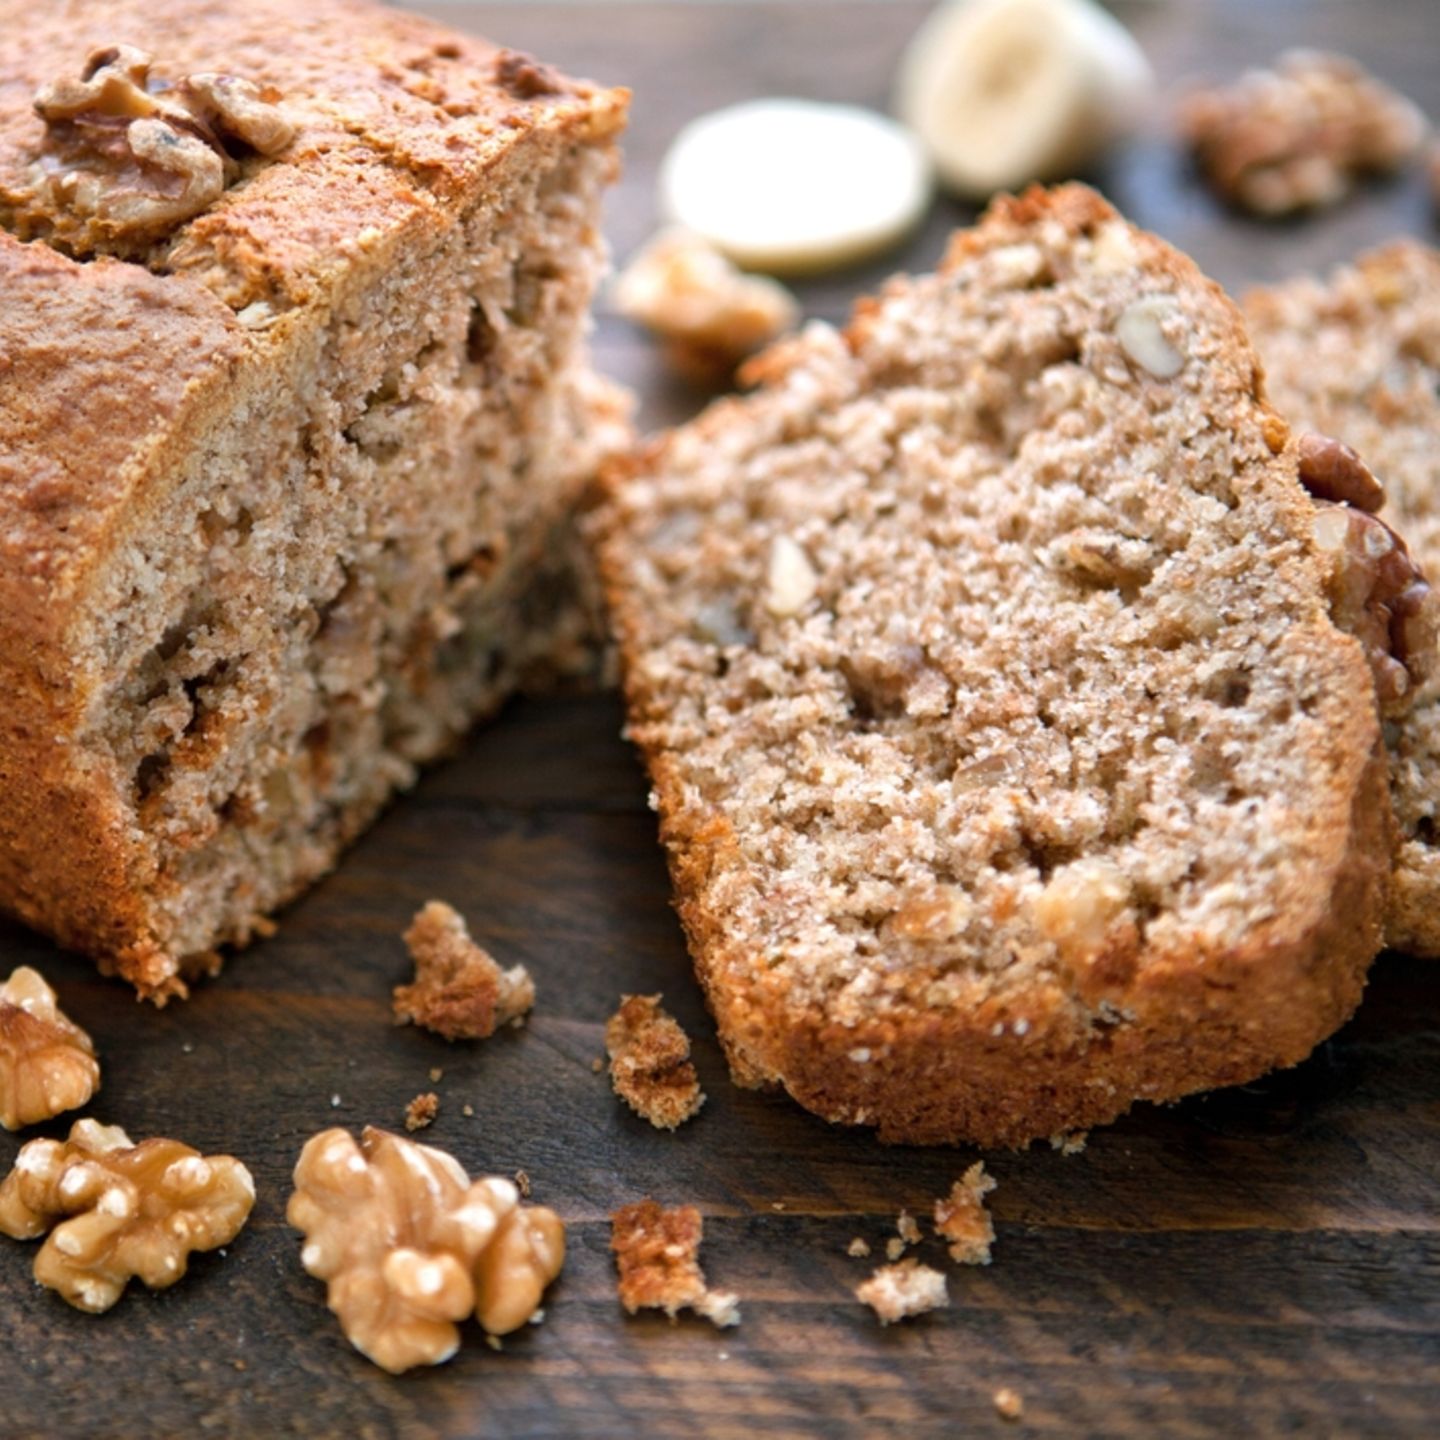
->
[[657, 99, 933, 275], [895, 0, 1154, 199]]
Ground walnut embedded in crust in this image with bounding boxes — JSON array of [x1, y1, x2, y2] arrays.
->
[[613, 228, 800, 384], [0, 967, 100, 1132], [0, 1118, 254, 1313], [605, 995, 705, 1130], [610, 1198, 739, 1328], [19, 44, 294, 258], [933, 1161, 996, 1266], [287, 1127, 565, 1374], [1179, 50, 1427, 217], [393, 901, 535, 1041], [854, 1258, 949, 1325]]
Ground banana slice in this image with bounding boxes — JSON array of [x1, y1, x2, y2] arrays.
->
[[657, 99, 933, 275], [895, 0, 1154, 198]]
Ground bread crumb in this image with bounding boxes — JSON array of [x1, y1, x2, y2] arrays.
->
[[934, 1162, 996, 1265], [404, 1092, 439, 1132], [393, 901, 535, 1041], [485, 1334, 503, 1352], [429, 1067, 444, 1084], [605, 995, 705, 1130], [232, 1359, 247, 1372], [611, 1198, 740, 1328], [855, 1259, 948, 1325], [590, 1056, 605, 1073], [1050, 1130, 1087, 1155], [462, 1104, 475, 1118], [885, 1236, 906, 1262], [846, 1237, 871, 1258], [515, 1169, 531, 1199], [329, 1094, 341, 1109], [993, 1387, 1024, 1421]]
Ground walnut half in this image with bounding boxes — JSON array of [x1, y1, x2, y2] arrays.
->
[[0, 966, 100, 1132], [287, 1127, 565, 1374], [21, 44, 294, 258], [0, 1118, 254, 1312]]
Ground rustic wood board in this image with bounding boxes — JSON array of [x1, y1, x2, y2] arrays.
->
[[3, 3, 1440, 1436]]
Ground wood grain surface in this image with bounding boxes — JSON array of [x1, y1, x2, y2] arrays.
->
[[3, 4, 1440, 1437]]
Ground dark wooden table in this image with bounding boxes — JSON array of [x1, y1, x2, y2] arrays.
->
[[3, 4, 1439, 1436]]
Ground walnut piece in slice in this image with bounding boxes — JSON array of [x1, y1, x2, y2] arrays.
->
[[613, 227, 800, 384], [0, 966, 100, 1131], [287, 1126, 564, 1374], [0, 1118, 254, 1313], [394, 901, 535, 1041], [855, 1257, 949, 1325], [1179, 50, 1427, 217], [610, 1198, 739, 1328], [605, 995, 705, 1130], [934, 1161, 997, 1265]]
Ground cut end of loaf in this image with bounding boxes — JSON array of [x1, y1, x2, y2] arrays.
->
[[600, 183, 1388, 1146]]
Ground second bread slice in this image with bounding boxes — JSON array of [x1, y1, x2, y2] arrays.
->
[[599, 185, 1392, 1147]]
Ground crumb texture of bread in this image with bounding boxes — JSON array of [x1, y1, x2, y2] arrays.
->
[[394, 902, 535, 1040], [599, 184, 1389, 1147], [1247, 241, 1440, 954], [0, 0, 630, 998], [855, 1258, 948, 1325], [605, 994, 706, 1130], [934, 1161, 996, 1265], [609, 1198, 739, 1327]]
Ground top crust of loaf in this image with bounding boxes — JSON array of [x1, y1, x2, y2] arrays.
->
[[599, 184, 1389, 1146], [1245, 240, 1440, 954]]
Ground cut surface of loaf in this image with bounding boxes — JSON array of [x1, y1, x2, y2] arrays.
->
[[1246, 242, 1440, 955], [0, 0, 628, 999], [599, 185, 1390, 1147]]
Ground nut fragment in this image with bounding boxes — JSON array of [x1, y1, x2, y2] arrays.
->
[[21, 45, 294, 257], [764, 534, 819, 617], [887, 885, 973, 942], [1296, 432, 1386, 513], [0, 966, 100, 1132], [934, 1161, 996, 1265], [1179, 50, 1427, 216], [287, 1127, 564, 1373], [1035, 859, 1131, 958], [614, 227, 800, 384], [855, 1257, 949, 1325], [605, 995, 705, 1130], [1310, 501, 1439, 714], [610, 1198, 740, 1328], [0, 1118, 253, 1313], [394, 901, 535, 1041], [1115, 296, 1185, 378]]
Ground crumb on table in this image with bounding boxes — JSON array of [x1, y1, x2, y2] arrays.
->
[[934, 1161, 996, 1265], [610, 1198, 739, 1328], [404, 1092, 439, 1132], [855, 1258, 948, 1325], [605, 994, 705, 1130]]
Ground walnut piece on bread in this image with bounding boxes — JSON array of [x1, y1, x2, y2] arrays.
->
[[605, 995, 705, 1130], [0, 1118, 254, 1312], [1179, 50, 1426, 216], [934, 1161, 996, 1265], [394, 901, 535, 1041], [610, 1198, 739, 1328], [0, 967, 100, 1132], [24, 43, 293, 257], [855, 1258, 949, 1325], [287, 1126, 564, 1373]]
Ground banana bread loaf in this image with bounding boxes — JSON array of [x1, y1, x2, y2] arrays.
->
[[0, 0, 628, 999], [598, 185, 1394, 1147], [1247, 241, 1440, 954]]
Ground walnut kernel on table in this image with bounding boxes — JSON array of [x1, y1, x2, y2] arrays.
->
[[613, 227, 800, 384], [17, 44, 295, 258], [855, 1258, 950, 1325], [394, 900, 535, 1041], [605, 994, 705, 1130], [0, 1118, 254, 1313], [610, 1198, 739, 1328], [0, 966, 100, 1132], [287, 1126, 564, 1374], [934, 1161, 997, 1266], [1179, 50, 1427, 217]]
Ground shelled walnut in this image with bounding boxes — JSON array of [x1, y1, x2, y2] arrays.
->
[[394, 901, 535, 1041], [605, 995, 705, 1130], [287, 1126, 564, 1374], [610, 1198, 739, 1328], [0, 1118, 254, 1312], [0, 967, 100, 1131], [18, 44, 294, 257]]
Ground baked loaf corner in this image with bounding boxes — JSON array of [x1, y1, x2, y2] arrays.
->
[[1246, 240, 1440, 956], [0, 0, 629, 998], [599, 183, 1392, 1147]]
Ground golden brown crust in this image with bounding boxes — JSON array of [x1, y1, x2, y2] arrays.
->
[[597, 183, 1390, 1147]]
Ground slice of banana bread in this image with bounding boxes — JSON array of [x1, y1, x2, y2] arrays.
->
[[598, 185, 1392, 1147], [1247, 242, 1440, 954], [0, 0, 628, 999]]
